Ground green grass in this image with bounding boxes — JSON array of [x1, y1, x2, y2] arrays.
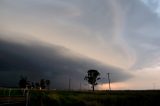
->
[[0, 88, 24, 96], [29, 90, 160, 106], [1, 89, 160, 106]]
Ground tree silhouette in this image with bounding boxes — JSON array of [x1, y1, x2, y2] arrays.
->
[[19, 76, 27, 89], [40, 79, 46, 89], [31, 82, 35, 89], [84, 69, 100, 91], [46, 80, 50, 90], [35, 82, 40, 89], [18, 76, 51, 90]]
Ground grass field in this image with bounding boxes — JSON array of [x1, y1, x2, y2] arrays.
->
[[1, 89, 160, 106]]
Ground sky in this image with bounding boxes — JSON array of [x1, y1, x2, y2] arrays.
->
[[1, 0, 160, 90]]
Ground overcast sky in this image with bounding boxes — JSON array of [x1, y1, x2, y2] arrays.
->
[[1, 0, 160, 90]]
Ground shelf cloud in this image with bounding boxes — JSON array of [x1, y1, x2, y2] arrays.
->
[[1, 0, 160, 89]]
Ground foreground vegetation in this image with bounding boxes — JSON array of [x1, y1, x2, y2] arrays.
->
[[1, 89, 160, 106]]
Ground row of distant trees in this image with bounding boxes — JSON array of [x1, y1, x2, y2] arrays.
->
[[18, 69, 101, 91], [19, 76, 50, 90]]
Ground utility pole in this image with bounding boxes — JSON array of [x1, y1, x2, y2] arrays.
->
[[80, 82, 81, 91], [153, 83, 156, 90], [69, 77, 71, 91], [107, 73, 111, 91]]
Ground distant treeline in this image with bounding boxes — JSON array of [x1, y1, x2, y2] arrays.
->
[[19, 76, 50, 90], [19, 69, 101, 91]]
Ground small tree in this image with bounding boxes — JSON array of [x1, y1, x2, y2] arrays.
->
[[46, 80, 50, 90], [40, 79, 46, 89], [31, 82, 35, 89], [19, 76, 27, 89], [84, 69, 100, 91], [35, 82, 40, 89]]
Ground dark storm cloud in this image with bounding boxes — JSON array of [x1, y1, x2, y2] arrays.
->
[[0, 38, 131, 89]]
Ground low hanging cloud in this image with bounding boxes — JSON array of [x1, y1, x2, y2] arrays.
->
[[0, 37, 132, 89]]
